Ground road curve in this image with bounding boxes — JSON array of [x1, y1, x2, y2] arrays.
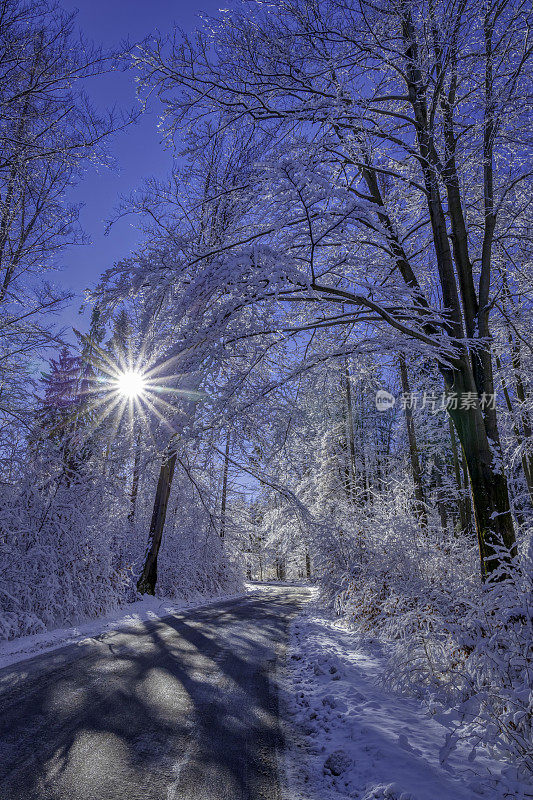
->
[[0, 585, 311, 800]]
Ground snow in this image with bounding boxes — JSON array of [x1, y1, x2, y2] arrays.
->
[[0, 589, 252, 671], [280, 592, 532, 800]]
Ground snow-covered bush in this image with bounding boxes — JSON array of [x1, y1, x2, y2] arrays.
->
[[0, 442, 244, 641], [0, 462, 130, 640], [147, 468, 244, 602], [316, 481, 533, 776], [157, 519, 243, 601], [445, 551, 533, 775]]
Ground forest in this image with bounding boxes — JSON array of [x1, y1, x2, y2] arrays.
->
[[0, 0, 532, 789]]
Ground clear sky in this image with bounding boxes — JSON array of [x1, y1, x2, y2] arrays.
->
[[57, 0, 225, 333]]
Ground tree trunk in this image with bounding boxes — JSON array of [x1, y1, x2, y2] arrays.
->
[[399, 355, 427, 526], [461, 454, 472, 530], [496, 355, 533, 506], [136, 443, 177, 595], [247, 533, 253, 580], [128, 429, 141, 523], [219, 428, 231, 539], [446, 365, 516, 578], [512, 351, 533, 488], [449, 419, 472, 535], [343, 359, 358, 503], [136, 367, 202, 594], [433, 456, 449, 533], [399, 14, 516, 576], [364, 128, 516, 574], [511, 344, 533, 503]]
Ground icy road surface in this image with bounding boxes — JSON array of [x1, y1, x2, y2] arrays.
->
[[0, 586, 310, 800]]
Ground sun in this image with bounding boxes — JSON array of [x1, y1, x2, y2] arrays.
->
[[75, 339, 206, 444], [115, 370, 147, 399]]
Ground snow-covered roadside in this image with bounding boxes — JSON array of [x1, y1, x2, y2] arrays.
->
[[280, 593, 532, 800], [0, 588, 253, 671]]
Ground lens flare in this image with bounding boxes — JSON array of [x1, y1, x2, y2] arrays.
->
[[115, 370, 146, 399], [71, 331, 206, 447]]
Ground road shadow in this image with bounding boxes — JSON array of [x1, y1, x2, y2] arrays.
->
[[0, 587, 309, 800]]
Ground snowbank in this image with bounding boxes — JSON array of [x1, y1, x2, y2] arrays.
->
[[280, 596, 533, 800], [0, 589, 252, 671]]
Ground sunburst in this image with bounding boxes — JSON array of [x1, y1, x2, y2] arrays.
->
[[72, 334, 206, 448], [114, 369, 147, 399]]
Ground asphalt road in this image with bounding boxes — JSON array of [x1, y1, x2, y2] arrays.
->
[[0, 585, 310, 800]]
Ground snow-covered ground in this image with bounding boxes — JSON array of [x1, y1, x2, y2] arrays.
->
[[0, 589, 251, 671], [280, 591, 533, 800]]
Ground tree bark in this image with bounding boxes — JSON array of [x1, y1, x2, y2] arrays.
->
[[136, 366, 202, 595], [446, 365, 516, 578], [432, 453, 449, 533], [363, 130, 517, 574], [449, 419, 472, 535], [137, 442, 177, 595], [399, 8, 516, 577], [343, 359, 358, 504], [496, 355, 533, 506], [219, 427, 231, 539], [128, 429, 141, 523], [399, 355, 427, 526]]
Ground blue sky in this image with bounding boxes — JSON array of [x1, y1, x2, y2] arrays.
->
[[57, 0, 225, 333]]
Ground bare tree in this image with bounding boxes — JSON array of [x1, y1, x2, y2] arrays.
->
[[0, 0, 125, 466], [399, 355, 427, 526], [135, 0, 532, 578]]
